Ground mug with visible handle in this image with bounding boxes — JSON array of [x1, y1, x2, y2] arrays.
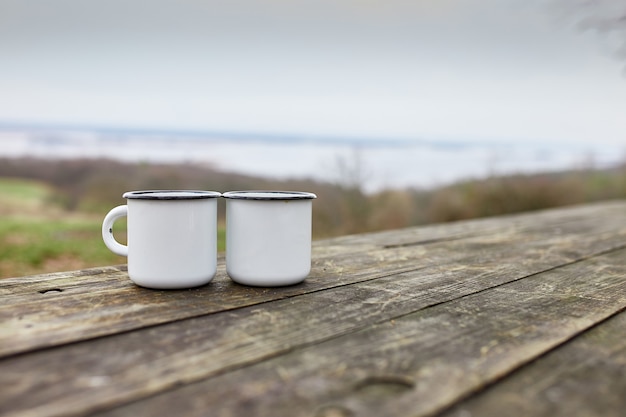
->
[[102, 190, 221, 289]]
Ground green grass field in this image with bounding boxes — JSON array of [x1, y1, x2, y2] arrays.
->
[[0, 178, 124, 277], [0, 178, 225, 279], [2, 158, 624, 279]]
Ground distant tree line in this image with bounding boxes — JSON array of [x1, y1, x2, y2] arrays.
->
[[0, 157, 625, 238]]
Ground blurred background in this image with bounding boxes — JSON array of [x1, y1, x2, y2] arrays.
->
[[1, 0, 625, 278]]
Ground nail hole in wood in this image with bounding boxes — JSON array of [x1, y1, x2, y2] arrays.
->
[[355, 374, 415, 396]]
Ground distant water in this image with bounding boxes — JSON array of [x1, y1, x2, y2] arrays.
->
[[0, 129, 623, 192]]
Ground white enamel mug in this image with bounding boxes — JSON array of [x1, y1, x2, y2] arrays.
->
[[102, 190, 221, 289], [223, 191, 317, 287]]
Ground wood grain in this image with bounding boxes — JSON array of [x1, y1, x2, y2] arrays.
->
[[94, 248, 626, 417], [1, 201, 625, 417], [1, 228, 626, 415], [440, 309, 626, 417], [2, 202, 626, 357]]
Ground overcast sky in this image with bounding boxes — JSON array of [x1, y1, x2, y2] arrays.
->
[[1, 0, 625, 145]]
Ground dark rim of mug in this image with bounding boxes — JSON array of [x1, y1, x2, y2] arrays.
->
[[222, 191, 317, 200], [123, 190, 222, 200]]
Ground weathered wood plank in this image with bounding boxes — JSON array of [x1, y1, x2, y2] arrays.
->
[[316, 201, 626, 251], [1, 235, 625, 417], [3, 201, 623, 301], [0, 227, 624, 362], [440, 309, 626, 417], [2, 202, 626, 357], [4, 201, 612, 299], [92, 248, 626, 417]]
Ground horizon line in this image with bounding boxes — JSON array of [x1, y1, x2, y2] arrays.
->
[[0, 119, 576, 150]]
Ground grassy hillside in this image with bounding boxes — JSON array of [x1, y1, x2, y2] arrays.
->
[[0, 178, 128, 278], [1, 157, 625, 278]]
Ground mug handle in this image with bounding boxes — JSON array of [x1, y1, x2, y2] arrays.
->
[[102, 205, 129, 256]]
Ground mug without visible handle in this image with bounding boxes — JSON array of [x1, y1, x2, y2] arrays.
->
[[223, 190, 316, 287], [102, 190, 221, 289]]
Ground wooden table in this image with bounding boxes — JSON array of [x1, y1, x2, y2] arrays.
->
[[2, 201, 626, 417]]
